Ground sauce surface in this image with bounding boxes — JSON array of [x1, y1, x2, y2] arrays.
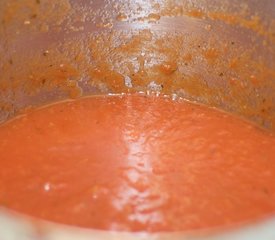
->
[[0, 95, 275, 232]]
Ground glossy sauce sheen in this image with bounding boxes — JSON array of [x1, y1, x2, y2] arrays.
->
[[0, 95, 275, 232]]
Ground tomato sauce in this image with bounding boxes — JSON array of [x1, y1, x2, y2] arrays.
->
[[0, 94, 275, 232]]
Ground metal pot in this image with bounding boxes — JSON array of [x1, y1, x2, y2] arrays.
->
[[0, 0, 274, 239]]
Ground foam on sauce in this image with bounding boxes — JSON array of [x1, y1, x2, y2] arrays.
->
[[0, 94, 275, 232]]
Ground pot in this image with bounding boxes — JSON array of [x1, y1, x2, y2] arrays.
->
[[0, 0, 274, 239]]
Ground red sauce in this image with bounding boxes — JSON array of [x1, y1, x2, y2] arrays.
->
[[0, 95, 275, 232]]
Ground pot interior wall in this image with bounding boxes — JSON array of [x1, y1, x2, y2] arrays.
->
[[0, 0, 274, 131]]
